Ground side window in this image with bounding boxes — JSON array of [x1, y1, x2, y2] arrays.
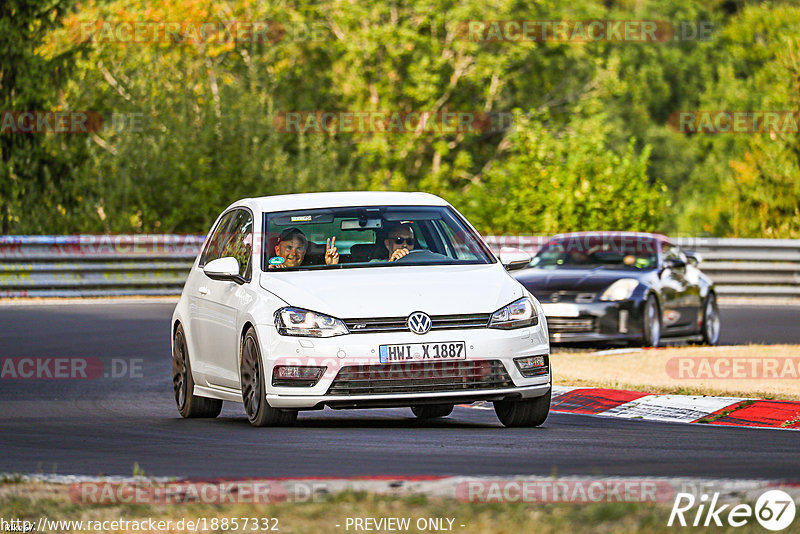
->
[[199, 210, 238, 267], [408, 222, 429, 250], [435, 221, 478, 260], [221, 210, 253, 279]]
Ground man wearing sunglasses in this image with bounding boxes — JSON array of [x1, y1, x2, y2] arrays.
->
[[383, 222, 416, 262]]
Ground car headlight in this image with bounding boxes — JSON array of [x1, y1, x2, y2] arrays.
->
[[489, 297, 538, 329], [275, 307, 349, 337], [599, 279, 640, 301]]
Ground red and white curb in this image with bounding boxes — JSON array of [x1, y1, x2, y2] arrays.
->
[[462, 386, 800, 429], [547, 386, 800, 429]]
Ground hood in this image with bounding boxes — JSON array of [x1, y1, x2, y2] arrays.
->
[[260, 263, 523, 318], [513, 267, 648, 293]]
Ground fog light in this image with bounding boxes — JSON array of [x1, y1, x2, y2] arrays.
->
[[619, 310, 629, 333], [272, 365, 326, 387], [514, 355, 549, 377]]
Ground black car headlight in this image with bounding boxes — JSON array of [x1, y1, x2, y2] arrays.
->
[[599, 278, 640, 301], [275, 307, 349, 337], [489, 297, 538, 329]]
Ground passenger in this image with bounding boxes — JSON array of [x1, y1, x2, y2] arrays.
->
[[272, 227, 307, 268], [381, 222, 416, 262], [272, 228, 338, 268]]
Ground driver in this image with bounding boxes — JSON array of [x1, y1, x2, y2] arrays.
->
[[383, 222, 416, 262]]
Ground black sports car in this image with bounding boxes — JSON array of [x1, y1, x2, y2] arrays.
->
[[512, 232, 720, 347]]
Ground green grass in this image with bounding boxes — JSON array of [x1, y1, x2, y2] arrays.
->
[[0, 485, 783, 533]]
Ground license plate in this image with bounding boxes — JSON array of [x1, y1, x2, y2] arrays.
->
[[379, 342, 466, 363], [541, 303, 580, 317]]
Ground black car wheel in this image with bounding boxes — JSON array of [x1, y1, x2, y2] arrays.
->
[[411, 404, 454, 419], [641, 295, 661, 347], [701, 292, 721, 345], [173, 324, 223, 418], [241, 327, 298, 427], [493, 390, 551, 427]]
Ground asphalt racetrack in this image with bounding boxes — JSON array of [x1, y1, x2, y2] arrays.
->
[[0, 301, 798, 479]]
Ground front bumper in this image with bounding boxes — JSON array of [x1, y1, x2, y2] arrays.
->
[[269, 384, 551, 410], [256, 323, 551, 409], [544, 299, 645, 343]]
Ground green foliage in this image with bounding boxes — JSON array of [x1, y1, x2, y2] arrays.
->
[[2, 0, 798, 236], [0, 0, 87, 233], [59, 0, 359, 232], [688, 4, 800, 237], [456, 110, 667, 234]]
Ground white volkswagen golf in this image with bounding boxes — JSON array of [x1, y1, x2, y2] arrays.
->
[[171, 192, 551, 427]]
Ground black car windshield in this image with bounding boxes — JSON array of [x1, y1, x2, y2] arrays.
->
[[263, 206, 495, 270], [530, 235, 658, 270]]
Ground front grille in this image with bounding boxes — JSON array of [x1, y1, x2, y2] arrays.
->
[[327, 360, 514, 396], [548, 317, 596, 333], [343, 313, 491, 334], [534, 291, 597, 303]]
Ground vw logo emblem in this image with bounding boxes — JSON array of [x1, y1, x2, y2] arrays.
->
[[407, 312, 432, 335]]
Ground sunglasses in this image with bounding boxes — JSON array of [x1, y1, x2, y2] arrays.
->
[[391, 237, 415, 246]]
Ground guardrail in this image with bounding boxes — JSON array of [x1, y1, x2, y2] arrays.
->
[[0, 235, 204, 298], [1, 235, 799, 299]]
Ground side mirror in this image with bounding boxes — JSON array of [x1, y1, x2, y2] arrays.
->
[[203, 257, 245, 284], [684, 251, 702, 265], [499, 248, 532, 271]]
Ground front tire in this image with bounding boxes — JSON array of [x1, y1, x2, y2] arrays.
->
[[494, 390, 551, 427], [173, 324, 223, 418], [701, 292, 721, 345], [240, 327, 298, 427], [641, 294, 662, 347], [411, 404, 454, 419]]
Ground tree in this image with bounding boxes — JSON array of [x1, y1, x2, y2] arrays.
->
[[678, 3, 800, 237], [0, 0, 86, 233], [453, 109, 667, 235]]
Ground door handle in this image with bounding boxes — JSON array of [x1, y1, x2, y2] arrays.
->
[[198, 286, 210, 295]]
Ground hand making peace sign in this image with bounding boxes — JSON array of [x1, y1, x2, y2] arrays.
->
[[325, 237, 339, 265]]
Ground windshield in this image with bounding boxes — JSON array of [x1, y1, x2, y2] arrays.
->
[[530, 235, 658, 270], [263, 205, 495, 270]]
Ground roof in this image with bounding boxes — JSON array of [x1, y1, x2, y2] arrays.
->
[[231, 191, 449, 213], [549, 231, 670, 242]]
